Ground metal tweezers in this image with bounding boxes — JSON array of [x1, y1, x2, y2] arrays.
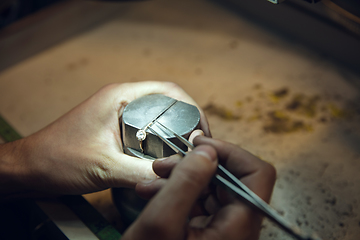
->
[[147, 121, 321, 240]]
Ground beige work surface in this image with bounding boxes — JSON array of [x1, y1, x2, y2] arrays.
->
[[1, 0, 360, 239]]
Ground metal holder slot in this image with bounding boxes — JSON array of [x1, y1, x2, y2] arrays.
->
[[121, 94, 200, 159]]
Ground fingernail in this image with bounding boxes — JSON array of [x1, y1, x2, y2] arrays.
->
[[139, 178, 156, 185], [194, 135, 205, 139], [193, 146, 215, 162]]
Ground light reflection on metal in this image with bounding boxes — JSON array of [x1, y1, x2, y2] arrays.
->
[[121, 94, 200, 159]]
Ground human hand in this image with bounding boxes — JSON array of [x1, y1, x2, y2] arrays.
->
[[124, 136, 276, 240], [1, 82, 210, 196]]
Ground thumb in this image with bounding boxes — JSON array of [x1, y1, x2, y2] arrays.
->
[[123, 145, 218, 240], [105, 154, 157, 188]]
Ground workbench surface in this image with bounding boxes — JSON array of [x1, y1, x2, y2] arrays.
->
[[1, 1, 359, 239]]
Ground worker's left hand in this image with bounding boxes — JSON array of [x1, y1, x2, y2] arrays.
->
[[5, 81, 210, 196]]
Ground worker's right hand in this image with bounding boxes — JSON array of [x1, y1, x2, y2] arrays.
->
[[123, 136, 276, 240]]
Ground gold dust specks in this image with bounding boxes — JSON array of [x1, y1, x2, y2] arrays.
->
[[203, 84, 360, 135], [263, 111, 313, 134], [203, 103, 241, 120], [328, 103, 351, 119], [247, 114, 262, 122], [286, 94, 321, 118], [273, 87, 289, 98], [235, 101, 243, 107], [269, 87, 289, 103]]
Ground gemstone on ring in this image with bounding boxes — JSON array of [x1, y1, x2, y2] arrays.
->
[[136, 129, 147, 141]]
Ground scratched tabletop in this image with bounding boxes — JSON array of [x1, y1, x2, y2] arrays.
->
[[0, 0, 359, 239]]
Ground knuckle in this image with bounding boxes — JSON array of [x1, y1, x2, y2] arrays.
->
[[100, 83, 119, 92], [262, 161, 277, 182], [87, 155, 117, 188]]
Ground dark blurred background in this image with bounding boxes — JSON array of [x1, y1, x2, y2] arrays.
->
[[0, 0, 64, 28], [1, 0, 359, 74]]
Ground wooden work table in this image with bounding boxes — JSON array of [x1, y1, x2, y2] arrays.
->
[[0, 0, 359, 239]]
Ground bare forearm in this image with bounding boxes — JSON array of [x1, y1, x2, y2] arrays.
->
[[0, 139, 28, 196]]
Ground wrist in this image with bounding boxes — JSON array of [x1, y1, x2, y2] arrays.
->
[[0, 138, 30, 195]]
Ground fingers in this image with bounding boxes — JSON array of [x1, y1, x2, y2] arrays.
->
[[136, 129, 206, 200], [189, 129, 204, 146], [204, 203, 263, 240], [135, 178, 166, 200], [151, 129, 205, 179], [87, 82, 211, 190], [193, 136, 276, 203], [123, 145, 218, 240], [135, 154, 181, 199], [189, 136, 276, 240], [107, 154, 158, 188], [198, 111, 212, 137], [104, 81, 212, 136], [152, 154, 182, 178]]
